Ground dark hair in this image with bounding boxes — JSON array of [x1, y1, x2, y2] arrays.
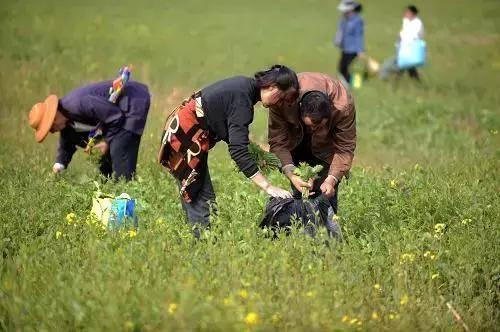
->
[[254, 64, 299, 93], [354, 3, 362, 13], [300, 91, 331, 123], [407, 5, 418, 15]]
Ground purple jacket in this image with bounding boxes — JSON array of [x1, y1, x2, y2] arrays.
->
[[55, 81, 150, 166]]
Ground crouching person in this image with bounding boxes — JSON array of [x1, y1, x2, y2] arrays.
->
[[158, 65, 299, 237], [28, 80, 150, 181], [268, 72, 356, 224]]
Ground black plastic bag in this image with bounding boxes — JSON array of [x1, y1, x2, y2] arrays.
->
[[260, 195, 342, 240]]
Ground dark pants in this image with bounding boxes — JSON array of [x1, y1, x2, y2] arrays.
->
[[291, 148, 339, 214], [290, 152, 342, 239], [380, 56, 420, 81], [179, 167, 217, 237], [99, 129, 141, 181], [338, 52, 358, 83]]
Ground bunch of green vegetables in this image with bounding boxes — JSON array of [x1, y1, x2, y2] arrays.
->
[[248, 141, 281, 174], [293, 162, 323, 199], [85, 137, 103, 165]]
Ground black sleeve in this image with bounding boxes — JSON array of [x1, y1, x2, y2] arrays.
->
[[227, 96, 259, 178], [55, 128, 78, 167]]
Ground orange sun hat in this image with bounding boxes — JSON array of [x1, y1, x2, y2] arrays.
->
[[28, 95, 59, 143]]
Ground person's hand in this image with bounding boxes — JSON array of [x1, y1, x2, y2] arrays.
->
[[52, 163, 65, 174], [289, 174, 314, 197], [266, 185, 293, 199], [93, 141, 109, 156], [320, 177, 336, 198]]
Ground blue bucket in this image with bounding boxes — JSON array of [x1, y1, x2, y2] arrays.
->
[[109, 195, 138, 230], [397, 40, 427, 69]]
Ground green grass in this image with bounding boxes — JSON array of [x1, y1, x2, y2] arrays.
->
[[0, 0, 499, 330]]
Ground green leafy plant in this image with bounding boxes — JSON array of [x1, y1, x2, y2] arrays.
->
[[293, 162, 323, 198], [248, 141, 281, 174], [85, 137, 103, 165]]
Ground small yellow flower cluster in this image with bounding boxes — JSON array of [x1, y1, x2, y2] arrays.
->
[[389, 313, 400, 320], [341, 315, 362, 326], [389, 179, 399, 189], [155, 218, 166, 226], [167, 303, 177, 315], [128, 229, 137, 238], [371, 311, 380, 320], [305, 291, 315, 298], [434, 223, 446, 239], [400, 253, 415, 265], [238, 289, 249, 300], [373, 283, 381, 290], [400, 294, 409, 305], [461, 218, 472, 225], [244, 312, 259, 326], [423, 251, 436, 260], [66, 212, 76, 224], [55, 231, 63, 239], [431, 273, 440, 280]]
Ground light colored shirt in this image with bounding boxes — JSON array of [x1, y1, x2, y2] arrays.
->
[[399, 17, 424, 45]]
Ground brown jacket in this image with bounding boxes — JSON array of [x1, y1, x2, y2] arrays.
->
[[268, 72, 356, 180]]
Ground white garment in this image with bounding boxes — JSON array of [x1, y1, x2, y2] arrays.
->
[[399, 17, 424, 45]]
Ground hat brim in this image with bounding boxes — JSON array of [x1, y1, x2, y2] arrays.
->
[[338, 3, 355, 12], [35, 95, 58, 143]]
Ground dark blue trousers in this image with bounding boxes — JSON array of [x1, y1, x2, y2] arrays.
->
[[99, 129, 141, 181]]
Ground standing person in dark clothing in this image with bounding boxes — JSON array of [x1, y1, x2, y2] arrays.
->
[[334, 1, 365, 85], [28, 80, 151, 181], [158, 65, 299, 235]]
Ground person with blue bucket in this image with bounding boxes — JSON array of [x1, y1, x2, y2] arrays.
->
[[380, 5, 426, 81]]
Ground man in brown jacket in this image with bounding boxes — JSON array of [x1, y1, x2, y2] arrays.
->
[[268, 72, 356, 213]]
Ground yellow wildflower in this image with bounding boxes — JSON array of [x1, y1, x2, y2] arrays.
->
[[400, 253, 415, 264], [66, 212, 76, 224], [55, 231, 63, 239], [423, 251, 436, 259], [389, 313, 396, 320], [461, 218, 471, 225], [390, 179, 398, 188], [371, 311, 379, 320], [349, 318, 358, 325], [128, 229, 137, 238], [223, 297, 232, 306], [373, 283, 381, 290], [306, 291, 314, 298], [244, 312, 259, 326], [238, 289, 249, 299], [342, 315, 349, 323], [167, 303, 177, 315], [400, 294, 409, 305], [434, 223, 446, 238], [431, 273, 440, 280]]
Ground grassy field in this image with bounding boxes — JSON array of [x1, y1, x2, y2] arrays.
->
[[1, 0, 499, 330]]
